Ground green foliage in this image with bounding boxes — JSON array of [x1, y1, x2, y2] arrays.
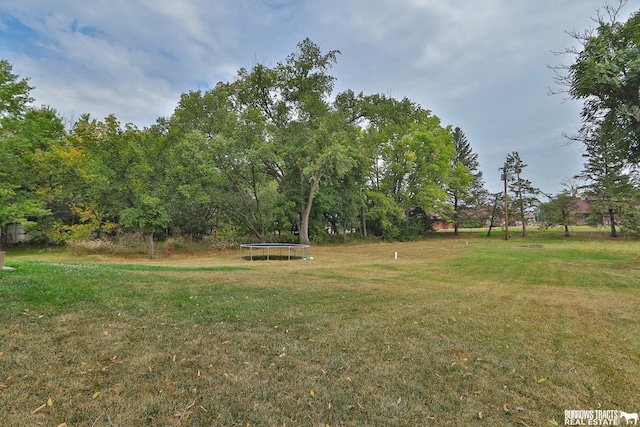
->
[[505, 151, 541, 237], [364, 191, 404, 239], [560, 5, 640, 162], [0, 62, 63, 248], [615, 190, 640, 237], [576, 121, 637, 237], [355, 95, 457, 238], [0, 43, 492, 247], [538, 191, 580, 236], [0, 59, 33, 117], [445, 127, 486, 234], [234, 39, 358, 245], [120, 194, 169, 234]]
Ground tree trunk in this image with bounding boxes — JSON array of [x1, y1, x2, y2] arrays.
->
[[360, 206, 367, 238], [298, 174, 320, 245], [299, 207, 311, 245], [146, 232, 155, 259], [453, 196, 459, 236], [487, 197, 499, 237], [564, 225, 570, 237], [608, 207, 617, 237]]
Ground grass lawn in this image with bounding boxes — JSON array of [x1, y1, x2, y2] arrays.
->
[[1, 230, 639, 426]]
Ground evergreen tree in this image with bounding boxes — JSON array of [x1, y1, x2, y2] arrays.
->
[[505, 152, 541, 237], [576, 121, 636, 237], [446, 127, 485, 235]]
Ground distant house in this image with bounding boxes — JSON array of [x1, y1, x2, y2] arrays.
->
[[573, 199, 592, 225], [430, 206, 496, 230], [430, 213, 452, 231]]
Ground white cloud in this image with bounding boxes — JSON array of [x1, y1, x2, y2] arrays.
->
[[0, 0, 634, 193]]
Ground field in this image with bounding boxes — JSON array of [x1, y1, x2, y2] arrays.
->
[[1, 229, 639, 426]]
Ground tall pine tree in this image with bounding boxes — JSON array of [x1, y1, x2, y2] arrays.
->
[[505, 151, 541, 237], [446, 127, 485, 235]]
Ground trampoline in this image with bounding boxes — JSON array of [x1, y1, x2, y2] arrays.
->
[[240, 243, 310, 261]]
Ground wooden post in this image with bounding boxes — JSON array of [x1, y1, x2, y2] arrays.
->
[[503, 164, 509, 241]]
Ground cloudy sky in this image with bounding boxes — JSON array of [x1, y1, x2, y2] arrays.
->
[[0, 0, 635, 195]]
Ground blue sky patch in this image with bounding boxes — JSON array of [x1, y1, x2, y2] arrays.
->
[[0, 16, 44, 56], [70, 19, 104, 38]]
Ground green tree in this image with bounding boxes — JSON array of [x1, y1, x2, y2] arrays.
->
[[355, 94, 453, 238], [62, 115, 172, 257], [162, 130, 221, 238], [505, 151, 541, 237], [66, 115, 139, 236], [538, 185, 580, 237], [236, 39, 359, 245], [616, 188, 640, 236], [0, 59, 33, 118], [446, 127, 485, 235], [169, 82, 286, 241], [0, 61, 57, 249], [576, 121, 635, 237], [12, 106, 67, 244], [120, 194, 169, 259], [554, 1, 640, 162], [121, 127, 173, 259]]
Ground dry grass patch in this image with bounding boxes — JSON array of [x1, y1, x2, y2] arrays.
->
[[1, 235, 639, 426]]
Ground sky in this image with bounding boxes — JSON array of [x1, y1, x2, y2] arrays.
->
[[0, 0, 636, 195]]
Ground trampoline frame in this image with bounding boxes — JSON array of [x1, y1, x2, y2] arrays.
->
[[240, 243, 310, 261]]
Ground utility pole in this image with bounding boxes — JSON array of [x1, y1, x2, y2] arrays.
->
[[501, 163, 509, 240]]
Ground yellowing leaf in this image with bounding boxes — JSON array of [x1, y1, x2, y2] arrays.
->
[[32, 403, 47, 414], [92, 391, 101, 399], [537, 377, 547, 383], [47, 397, 53, 406], [310, 390, 315, 397]]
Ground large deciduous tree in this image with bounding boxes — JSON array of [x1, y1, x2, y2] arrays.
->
[[63, 115, 171, 257], [553, 0, 640, 163], [169, 83, 276, 241], [0, 59, 33, 118], [236, 38, 359, 245], [0, 60, 58, 249], [355, 94, 453, 238]]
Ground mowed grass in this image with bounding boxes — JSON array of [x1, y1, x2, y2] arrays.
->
[[1, 232, 639, 426]]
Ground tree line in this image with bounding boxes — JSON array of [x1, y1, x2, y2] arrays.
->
[[3, 2, 640, 257], [1, 39, 489, 257]]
